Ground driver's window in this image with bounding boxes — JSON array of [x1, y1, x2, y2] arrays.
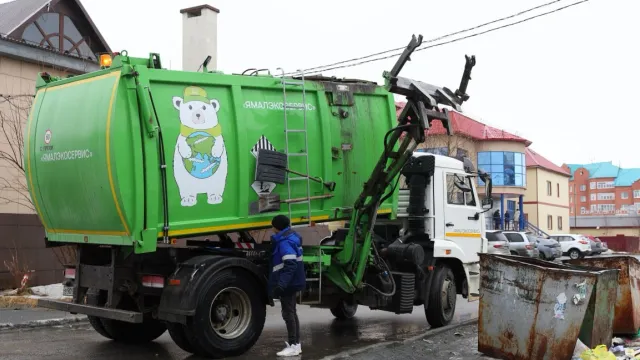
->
[[446, 173, 476, 206], [446, 174, 465, 205]]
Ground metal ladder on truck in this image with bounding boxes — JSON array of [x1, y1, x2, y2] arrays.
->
[[277, 68, 312, 227], [277, 68, 322, 305]]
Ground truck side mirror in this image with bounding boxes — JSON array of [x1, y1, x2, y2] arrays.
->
[[454, 179, 472, 193], [482, 197, 493, 210]]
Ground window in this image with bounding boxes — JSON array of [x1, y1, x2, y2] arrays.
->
[[21, 12, 96, 59], [590, 194, 596, 201], [477, 151, 526, 186], [547, 215, 553, 230], [634, 190, 640, 198], [622, 192, 629, 199], [580, 207, 587, 214], [590, 182, 596, 190], [557, 183, 560, 197], [590, 204, 597, 213], [580, 196, 586, 202], [597, 181, 615, 189], [580, 185, 586, 191], [597, 204, 615, 213], [546, 181, 552, 196], [504, 233, 524, 243], [446, 174, 476, 206], [597, 193, 615, 201], [570, 207, 574, 214], [570, 185, 574, 193], [558, 216, 563, 230]]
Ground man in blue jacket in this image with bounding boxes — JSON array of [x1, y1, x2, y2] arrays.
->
[[269, 215, 306, 357]]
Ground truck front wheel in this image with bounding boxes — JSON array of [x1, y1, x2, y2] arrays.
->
[[425, 266, 457, 328], [330, 300, 358, 320], [183, 269, 266, 358]]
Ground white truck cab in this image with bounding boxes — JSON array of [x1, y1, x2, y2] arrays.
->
[[398, 153, 493, 299]]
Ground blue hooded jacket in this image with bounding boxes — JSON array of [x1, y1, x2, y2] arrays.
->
[[268, 227, 306, 295]]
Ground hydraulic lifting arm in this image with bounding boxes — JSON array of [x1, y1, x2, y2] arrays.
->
[[334, 34, 477, 293]]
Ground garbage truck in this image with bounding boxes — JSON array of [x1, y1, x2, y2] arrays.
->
[[28, 35, 493, 358]]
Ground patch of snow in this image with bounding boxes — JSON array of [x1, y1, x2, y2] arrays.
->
[[27, 283, 70, 300]]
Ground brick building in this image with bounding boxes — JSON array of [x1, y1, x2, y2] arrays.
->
[[563, 161, 640, 236]]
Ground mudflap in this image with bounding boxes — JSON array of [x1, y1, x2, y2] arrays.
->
[[157, 255, 269, 324]]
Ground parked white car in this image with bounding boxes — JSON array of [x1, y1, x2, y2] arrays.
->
[[548, 234, 592, 259], [485, 230, 511, 255]]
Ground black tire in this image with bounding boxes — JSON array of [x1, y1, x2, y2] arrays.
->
[[510, 251, 518, 256], [425, 266, 457, 328], [568, 249, 581, 260], [539, 252, 546, 260], [183, 269, 266, 359], [85, 289, 113, 340], [330, 300, 358, 320], [100, 316, 167, 344], [167, 322, 195, 353]]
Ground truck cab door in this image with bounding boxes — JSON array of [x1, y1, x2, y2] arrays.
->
[[440, 172, 484, 298]]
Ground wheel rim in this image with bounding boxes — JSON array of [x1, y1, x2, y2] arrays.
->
[[570, 251, 579, 259], [209, 287, 252, 339], [440, 277, 456, 318]]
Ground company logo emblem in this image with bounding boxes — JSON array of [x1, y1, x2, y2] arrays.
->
[[44, 129, 52, 144]]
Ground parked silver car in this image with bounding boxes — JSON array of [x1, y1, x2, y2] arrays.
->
[[485, 230, 511, 255], [531, 235, 563, 261], [502, 231, 540, 258]]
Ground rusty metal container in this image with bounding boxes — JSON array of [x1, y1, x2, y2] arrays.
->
[[565, 255, 640, 335], [478, 254, 619, 360]]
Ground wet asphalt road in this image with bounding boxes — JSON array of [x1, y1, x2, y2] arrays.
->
[[0, 296, 478, 360]]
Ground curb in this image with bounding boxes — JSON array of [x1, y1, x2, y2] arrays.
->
[[0, 316, 88, 331], [319, 317, 479, 360]]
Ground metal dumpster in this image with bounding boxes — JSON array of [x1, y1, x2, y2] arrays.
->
[[478, 254, 619, 360], [565, 255, 640, 335]]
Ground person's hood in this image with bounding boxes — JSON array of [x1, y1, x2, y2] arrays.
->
[[271, 227, 300, 246]]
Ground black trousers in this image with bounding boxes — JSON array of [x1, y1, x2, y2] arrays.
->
[[280, 292, 300, 344]]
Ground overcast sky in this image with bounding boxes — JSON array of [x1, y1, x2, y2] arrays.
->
[[12, 0, 640, 168]]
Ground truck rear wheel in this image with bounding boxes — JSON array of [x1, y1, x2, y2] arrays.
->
[[85, 290, 113, 340], [167, 323, 195, 353], [100, 316, 167, 344], [183, 269, 266, 358], [425, 266, 457, 328], [330, 300, 358, 320]]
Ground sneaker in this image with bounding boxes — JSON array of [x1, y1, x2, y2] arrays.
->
[[276, 342, 300, 357], [294, 343, 302, 353]]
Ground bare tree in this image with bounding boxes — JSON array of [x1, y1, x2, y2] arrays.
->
[[0, 94, 35, 212]]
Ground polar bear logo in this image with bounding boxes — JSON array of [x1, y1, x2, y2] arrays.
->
[[172, 86, 228, 207]]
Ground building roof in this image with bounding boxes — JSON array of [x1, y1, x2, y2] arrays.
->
[[564, 161, 640, 186], [395, 102, 532, 146], [525, 148, 570, 177], [614, 168, 640, 186], [0, 0, 111, 57], [566, 161, 619, 180], [0, 0, 50, 35]]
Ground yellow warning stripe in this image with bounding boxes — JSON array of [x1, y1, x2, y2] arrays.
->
[[445, 232, 482, 238]]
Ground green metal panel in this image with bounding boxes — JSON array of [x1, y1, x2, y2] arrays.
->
[[25, 54, 399, 253]]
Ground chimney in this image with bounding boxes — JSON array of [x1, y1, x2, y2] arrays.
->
[[180, 4, 219, 72]]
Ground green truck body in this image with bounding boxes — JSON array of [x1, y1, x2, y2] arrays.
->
[[30, 36, 484, 358], [26, 54, 397, 253]]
